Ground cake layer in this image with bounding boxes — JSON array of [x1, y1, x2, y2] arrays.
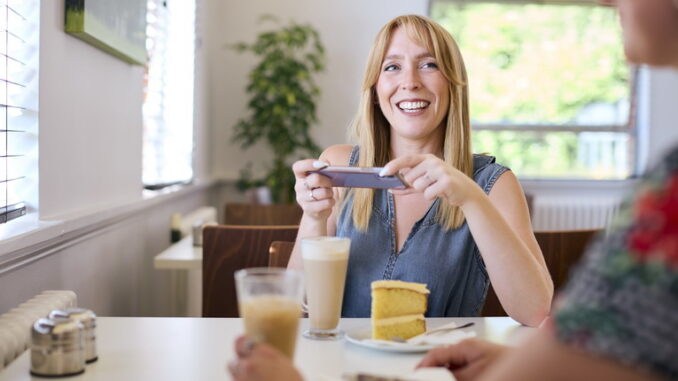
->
[[371, 287, 428, 319], [371, 314, 425, 341]]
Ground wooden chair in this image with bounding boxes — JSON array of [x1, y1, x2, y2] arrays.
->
[[268, 241, 295, 268], [224, 203, 303, 225], [202, 225, 299, 317], [481, 229, 602, 316]]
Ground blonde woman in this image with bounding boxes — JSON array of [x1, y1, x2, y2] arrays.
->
[[288, 15, 552, 326], [231, 2, 678, 380]]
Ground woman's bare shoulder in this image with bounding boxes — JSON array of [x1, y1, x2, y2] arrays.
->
[[319, 144, 354, 166]]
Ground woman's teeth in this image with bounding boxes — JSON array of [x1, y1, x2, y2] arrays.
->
[[397, 101, 430, 112]]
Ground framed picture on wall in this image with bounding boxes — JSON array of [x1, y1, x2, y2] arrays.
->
[[65, 0, 147, 65]]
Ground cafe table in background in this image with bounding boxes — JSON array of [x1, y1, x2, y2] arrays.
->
[[0, 317, 533, 380]]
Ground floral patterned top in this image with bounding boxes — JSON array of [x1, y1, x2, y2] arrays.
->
[[554, 146, 678, 379]]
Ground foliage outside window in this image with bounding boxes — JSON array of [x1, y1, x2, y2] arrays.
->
[[430, 1, 633, 179]]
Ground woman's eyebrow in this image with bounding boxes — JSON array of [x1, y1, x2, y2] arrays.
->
[[384, 52, 434, 61]]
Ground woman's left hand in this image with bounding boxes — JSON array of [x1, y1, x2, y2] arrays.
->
[[228, 336, 304, 381], [380, 154, 480, 206]]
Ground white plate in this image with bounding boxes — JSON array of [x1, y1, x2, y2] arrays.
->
[[344, 326, 437, 353]]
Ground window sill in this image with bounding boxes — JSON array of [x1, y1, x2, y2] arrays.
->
[[0, 180, 215, 275]]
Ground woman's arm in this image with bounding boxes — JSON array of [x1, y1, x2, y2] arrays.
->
[[462, 171, 552, 326], [382, 155, 552, 326], [287, 144, 353, 270], [480, 329, 660, 381]]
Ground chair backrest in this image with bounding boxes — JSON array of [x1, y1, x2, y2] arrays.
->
[[202, 225, 299, 317], [268, 241, 295, 268], [481, 228, 601, 317], [224, 203, 303, 225]]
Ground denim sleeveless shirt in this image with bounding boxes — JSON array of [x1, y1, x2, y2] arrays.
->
[[337, 147, 509, 317]]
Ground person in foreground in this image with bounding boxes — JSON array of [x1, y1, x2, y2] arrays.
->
[[288, 14, 552, 326], [229, 1, 678, 380]]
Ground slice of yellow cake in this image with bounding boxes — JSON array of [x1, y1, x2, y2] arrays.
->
[[371, 280, 430, 340]]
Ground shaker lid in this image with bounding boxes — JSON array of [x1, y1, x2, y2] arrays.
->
[[49, 308, 96, 324], [32, 317, 83, 344]]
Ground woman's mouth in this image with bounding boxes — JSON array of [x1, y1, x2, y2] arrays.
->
[[397, 100, 430, 113]]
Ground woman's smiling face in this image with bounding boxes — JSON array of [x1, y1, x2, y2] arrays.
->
[[375, 27, 451, 142]]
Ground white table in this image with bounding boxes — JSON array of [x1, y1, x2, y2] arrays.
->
[[153, 236, 203, 317], [0, 317, 532, 380], [153, 236, 202, 270]]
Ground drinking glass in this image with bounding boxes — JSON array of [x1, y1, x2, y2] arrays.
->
[[301, 236, 350, 340], [234, 268, 304, 358]]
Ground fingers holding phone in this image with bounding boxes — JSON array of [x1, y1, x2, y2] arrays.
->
[[292, 159, 334, 221], [381, 154, 475, 204]]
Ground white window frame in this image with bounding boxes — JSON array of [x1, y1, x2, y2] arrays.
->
[[143, 0, 196, 189], [0, 0, 38, 225]]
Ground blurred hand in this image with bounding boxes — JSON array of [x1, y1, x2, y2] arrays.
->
[[416, 338, 509, 381], [228, 336, 304, 381], [292, 159, 334, 221], [380, 154, 480, 206]]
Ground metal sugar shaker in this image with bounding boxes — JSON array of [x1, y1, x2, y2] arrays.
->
[[30, 317, 85, 377], [49, 308, 97, 363]]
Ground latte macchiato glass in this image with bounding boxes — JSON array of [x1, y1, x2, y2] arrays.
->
[[234, 268, 304, 359], [301, 236, 350, 340]]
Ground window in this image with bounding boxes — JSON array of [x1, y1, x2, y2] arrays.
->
[[0, 0, 38, 224], [143, 0, 195, 189], [430, 0, 634, 179]]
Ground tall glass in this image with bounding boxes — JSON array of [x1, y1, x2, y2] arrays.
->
[[234, 268, 304, 359], [301, 236, 350, 340]]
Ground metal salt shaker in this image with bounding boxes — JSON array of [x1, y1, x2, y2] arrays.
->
[[49, 308, 98, 363], [30, 317, 85, 377]]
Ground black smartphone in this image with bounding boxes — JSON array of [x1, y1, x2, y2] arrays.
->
[[308, 166, 408, 189]]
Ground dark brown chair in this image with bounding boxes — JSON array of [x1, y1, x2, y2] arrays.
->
[[481, 229, 602, 316], [224, 203, 303, 225], [268, 241, 295, 268], [202, 225, 299, 317]]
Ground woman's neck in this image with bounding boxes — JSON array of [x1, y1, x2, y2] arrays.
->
[[389, 127, 445, 159]]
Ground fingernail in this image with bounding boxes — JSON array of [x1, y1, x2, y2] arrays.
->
[[387, 189, 393, 194], [379, 167, 388, 177], [312, 160, 328, 169]]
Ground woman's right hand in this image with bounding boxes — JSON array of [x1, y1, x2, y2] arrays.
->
[[292, 159, 335, 221]]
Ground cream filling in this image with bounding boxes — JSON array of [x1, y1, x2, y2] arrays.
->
[[371, 280, 430, 294], [372, 314, 425, 326]]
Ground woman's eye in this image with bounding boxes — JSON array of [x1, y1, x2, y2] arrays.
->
[[422, 62, 438, 69], [383, 64, 398, 72]]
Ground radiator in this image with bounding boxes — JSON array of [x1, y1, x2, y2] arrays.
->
[[531, 196, 623, 231]]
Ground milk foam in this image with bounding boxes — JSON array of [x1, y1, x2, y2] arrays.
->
[[301, 237, 350, 261]]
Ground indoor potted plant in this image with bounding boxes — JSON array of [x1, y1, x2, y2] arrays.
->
[[231, 16, 325, 204]]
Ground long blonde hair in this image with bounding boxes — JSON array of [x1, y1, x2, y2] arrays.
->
[[346, 14, 472, 231]]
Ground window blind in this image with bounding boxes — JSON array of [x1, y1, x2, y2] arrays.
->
[[143, 0, 195, 188], [0, 0, 37, 224]]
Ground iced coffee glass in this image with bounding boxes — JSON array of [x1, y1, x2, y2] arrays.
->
[[234, 268, 304, 359], [301, 236, 350, 340]]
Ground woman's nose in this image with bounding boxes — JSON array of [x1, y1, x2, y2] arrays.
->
[[400, 68, 421, 90]]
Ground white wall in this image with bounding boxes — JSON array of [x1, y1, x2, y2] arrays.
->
[[208, 0, 429, 180], [0, 0, 216, 316], [643, 68, 678, 170], [39, 0, 144, 219]]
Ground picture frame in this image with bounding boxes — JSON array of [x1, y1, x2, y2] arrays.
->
[[65, 0, 147, 65]]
